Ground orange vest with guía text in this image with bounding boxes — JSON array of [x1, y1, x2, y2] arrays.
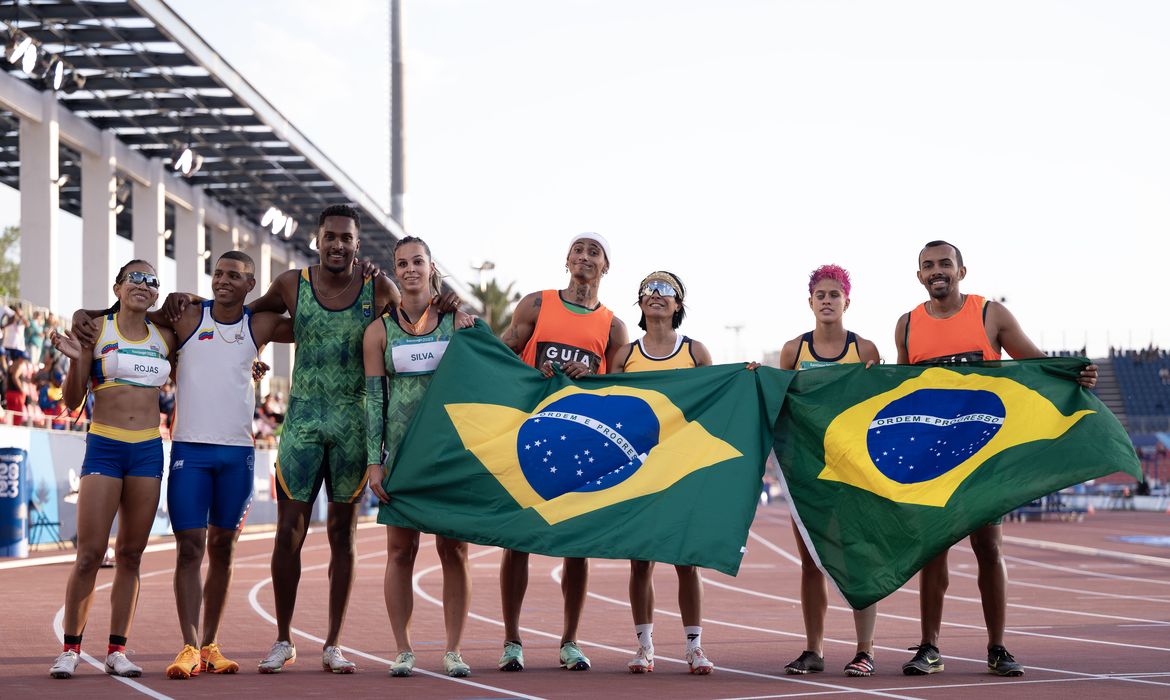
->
[[906, 294, 1001, 365], [521, 290, 614, 374]]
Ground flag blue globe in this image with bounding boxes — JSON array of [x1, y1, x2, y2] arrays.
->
[[866, 389, 1005, 484], [517, 393, 661, 500]]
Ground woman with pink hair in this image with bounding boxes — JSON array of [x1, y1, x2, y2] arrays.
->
[[779, 264, 882, 677]]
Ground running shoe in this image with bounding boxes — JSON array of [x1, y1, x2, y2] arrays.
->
[[987, 645, 1024, 677], [498, 641, 524, 672], [105, 650, 143, 677], [443, 651, 471, 678], [166, 644, 201, 679], [844, 651, 875, 677], [559, 641, 591, 671], [322, 645, 356, 674], [49, 650, 80, 679], [627, 646, 654, 673], [200, 643, 239, 674], [784, 650, 824, 674], [687, 646, 715, 675], [902, 644, 943, 675], [389, 651, 415, 677], [258, 641, 296, 673]]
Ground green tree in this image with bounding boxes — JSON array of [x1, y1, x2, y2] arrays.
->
[[0, 225, 19, 298], [470, 278, 521, 335]]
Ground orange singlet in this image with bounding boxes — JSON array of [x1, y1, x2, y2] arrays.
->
[[520, 290, 615, 373], [905, 293, 1001, 365]]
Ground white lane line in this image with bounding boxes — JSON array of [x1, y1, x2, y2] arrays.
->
[[7, 521, 386, 570], [541, 564, 925, 700], [948, 567, 1170, 605], [734, 531, 1170, 688], [712, 673, 1165, 700], [51, 568, 176, 699], [1001, 535, 1170, 569], [748, 530, 803, 566], [245, 545, 545, 700], [1000, 551, 1170, 586]]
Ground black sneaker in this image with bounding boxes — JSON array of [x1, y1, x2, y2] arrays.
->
[[987, 645, 1024, 677], [784, 650, 824, 675], [901, 644, 944, 675]]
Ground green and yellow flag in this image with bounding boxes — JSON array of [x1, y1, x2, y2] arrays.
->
[[380, 323, 791, 575], [775, 358, 1142, 609]]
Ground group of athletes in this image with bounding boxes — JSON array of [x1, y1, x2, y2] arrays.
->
[[44, 203, 1097, 682]]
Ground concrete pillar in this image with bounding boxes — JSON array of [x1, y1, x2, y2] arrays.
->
[[173, 190, 206, 295], [18, 91, 60, 310], [209, 221, 239, 271], [80, 131, 119, 310], [132, 160, 166, 294]]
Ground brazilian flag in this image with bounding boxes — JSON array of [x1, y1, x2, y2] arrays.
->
[[380, 323, 791, 575], [775, 357, 1142, 609]]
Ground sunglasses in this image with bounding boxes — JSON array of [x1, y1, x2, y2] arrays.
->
[[120, 270, 160, 289], [639, 280, 678, 298]]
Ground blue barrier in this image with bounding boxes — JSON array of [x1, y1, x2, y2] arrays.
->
[[0, 447, 29, 558]]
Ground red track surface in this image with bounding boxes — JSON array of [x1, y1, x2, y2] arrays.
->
[[3, 505, 1169, 699]]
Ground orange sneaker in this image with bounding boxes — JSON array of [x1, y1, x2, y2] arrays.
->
[[166, 644, 201, 680], [200, 643, 240, 674]]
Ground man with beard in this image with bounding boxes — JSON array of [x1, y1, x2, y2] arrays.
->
[[494, 233, 629, 672], [894, 240, 1096, 679]]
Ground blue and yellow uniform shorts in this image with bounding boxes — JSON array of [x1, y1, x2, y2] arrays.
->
[[81, 424, 164, 479], [167, 442, 255, 531]]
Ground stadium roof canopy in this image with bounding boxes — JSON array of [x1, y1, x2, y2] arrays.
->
[[0, 0, 416, 272]]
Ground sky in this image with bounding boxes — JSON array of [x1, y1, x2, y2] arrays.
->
[[14, 0, 1170, 362]]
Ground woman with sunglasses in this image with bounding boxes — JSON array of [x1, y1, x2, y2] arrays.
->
[[779, 264, 881, 678], [608, 271, 716, 675], [48, 260, 176, 679]]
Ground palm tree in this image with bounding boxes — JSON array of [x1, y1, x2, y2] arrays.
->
[[470, 278, 521, 335]]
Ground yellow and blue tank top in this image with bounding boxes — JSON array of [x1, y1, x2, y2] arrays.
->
[[90, 313, 171, 392], [623, 336, 697, 372], [290, 267, 376, 401], [792, 331, 861, 370]]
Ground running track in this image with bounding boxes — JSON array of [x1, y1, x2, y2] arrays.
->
[[2, 505, 1168, 699]]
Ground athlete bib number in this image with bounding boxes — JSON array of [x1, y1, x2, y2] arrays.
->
[[103, 347, 169, 388], [391, 335, 450, 376], [536, 342, 602, 373]]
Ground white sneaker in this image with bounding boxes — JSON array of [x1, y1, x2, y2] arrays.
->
[[627, 646, 654, 673], [50, 650, 80, 679], [322, 646, 356, 674], [686, 646, 714, 675], [258, 641, 296, 673], [443, 651, 471, 678], [105, 650, 142, 677], [389, 651, 415, 677]]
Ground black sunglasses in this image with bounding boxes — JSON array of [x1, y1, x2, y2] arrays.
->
[[120, 270, 160, 289]]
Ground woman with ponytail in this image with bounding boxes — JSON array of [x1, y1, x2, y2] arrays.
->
[[363, 236, 475, 678], [48, 260, 176, 679]]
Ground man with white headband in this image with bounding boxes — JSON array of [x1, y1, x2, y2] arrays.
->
[[496, 232, 629, 672]]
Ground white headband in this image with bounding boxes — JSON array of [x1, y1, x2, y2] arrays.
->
[[568, 232, 611, 264]]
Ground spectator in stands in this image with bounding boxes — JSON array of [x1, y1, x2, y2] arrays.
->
[[159, 380, 176, 431], [27, 310, 46, 369], [6, 355, 32, 426], [2, 302, 29, 365], [1159, 367, 1169, 385]]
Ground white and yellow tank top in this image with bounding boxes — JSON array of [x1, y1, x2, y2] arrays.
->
[[90, 313, 171, 392], [623, 335, 696, 373]]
